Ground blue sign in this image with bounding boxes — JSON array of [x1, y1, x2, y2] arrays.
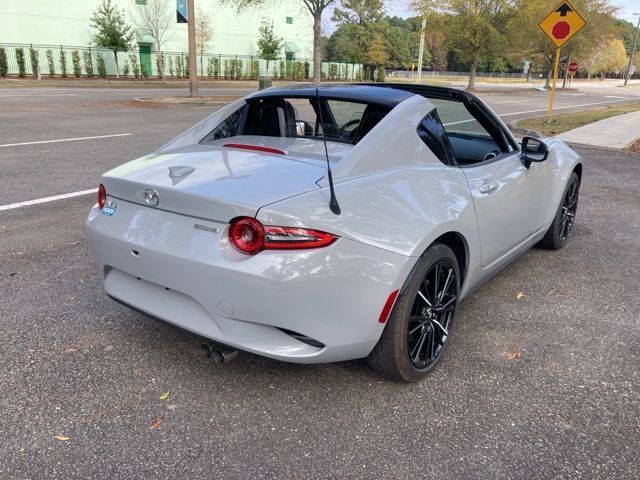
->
[[177, 0, 188, 23]]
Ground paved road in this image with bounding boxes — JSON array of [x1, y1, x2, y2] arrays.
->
[[1, 86, 639, 478]]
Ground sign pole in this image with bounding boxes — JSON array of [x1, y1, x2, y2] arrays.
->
[[547, 47, 561, 118], [187, 0, 198, 97]]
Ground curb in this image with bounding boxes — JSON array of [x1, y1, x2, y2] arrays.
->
[[507, 120, 543, 138]]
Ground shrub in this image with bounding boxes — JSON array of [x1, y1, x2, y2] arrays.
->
[[272, 63, 278, 79], [123, 59, 130, 76], [168, 56, 174, 77], [293, 61, 304, 81], [250, 59, 259, 79], [129, 53, 139, 78], [155, 52, 164, 78], [184, 57, 189, 77], [206, 57, 215, 77], [82, 50, 93, 77], [223, 59, 230, 79], [71, 50, 81, 77], [285, 60, 293, 79], [355, 67, 363, 81], [376, 66, 385, 83], [141, 63, 149, 78], [59, 50, 68, 77], [304, 61, 310, 79], [96, 54, 107, 78], [328, 63, 337, 80], [213, 57, 219, 78], [174, 55, 182, 78], [45, 49, 55, 77], [29, 48, 39, 77], [16, 48, 26, 77], [235, 59, 243, 79], [279, 60, 285, 79], [0, 47, 8, 77]]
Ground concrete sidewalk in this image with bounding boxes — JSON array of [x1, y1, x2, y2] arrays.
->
[[556, 110, 640, 149]]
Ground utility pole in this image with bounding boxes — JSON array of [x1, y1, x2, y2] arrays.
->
[[624, 13, 640, 86], [187, 0, 198, 97], [416, 15, 427, 83]]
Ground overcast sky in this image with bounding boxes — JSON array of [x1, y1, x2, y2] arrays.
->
[[384, 0, 638, 22]]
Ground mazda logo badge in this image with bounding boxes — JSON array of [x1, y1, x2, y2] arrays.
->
[[144, 189, 159, 206]]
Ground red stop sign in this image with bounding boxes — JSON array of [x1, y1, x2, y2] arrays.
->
[[552, 21, 571, 40], [568, 62, 578, 73]]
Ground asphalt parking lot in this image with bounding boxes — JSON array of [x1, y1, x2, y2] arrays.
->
[[1, 85, 639, 478]]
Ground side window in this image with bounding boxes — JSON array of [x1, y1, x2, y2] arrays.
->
[[202, 105, 247, 142], [417, 110, 455, 166]]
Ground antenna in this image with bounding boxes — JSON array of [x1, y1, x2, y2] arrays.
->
[[315, 88, 341, 215]]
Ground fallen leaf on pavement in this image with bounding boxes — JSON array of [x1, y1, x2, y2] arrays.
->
[[67, 241, 80, 246], [54, 435, 70, 441], [159, 390, 170, 401], [149, 415, 163, 430], [504, 351, 521, 360], [516, 292, 525, 299]]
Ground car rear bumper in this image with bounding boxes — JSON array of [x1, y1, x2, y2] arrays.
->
[[86, 200, 412, 363]]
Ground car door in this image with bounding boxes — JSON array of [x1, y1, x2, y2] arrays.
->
[[430, 98, 547, 267]]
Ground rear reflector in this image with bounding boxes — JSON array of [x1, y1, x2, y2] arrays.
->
[[223, 143, 286, 155], [378, 289, 400, 324]]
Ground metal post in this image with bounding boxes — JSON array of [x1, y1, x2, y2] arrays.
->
[[187, 0, 198, 96], [547, 47, 561, 118], [624, 13, 640, 86], [416, 15, 427, 83]]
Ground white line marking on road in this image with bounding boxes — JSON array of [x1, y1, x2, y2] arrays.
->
[[499, 99, 633, 117], [0, 189, 97, 212], [0, 93, 80, 98], [0, 133, 131, 148], [603, 95, 629, 99], [494, 99, 542, 104]]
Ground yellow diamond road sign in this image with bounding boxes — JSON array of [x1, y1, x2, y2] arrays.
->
[[539, 0, 587, 48]]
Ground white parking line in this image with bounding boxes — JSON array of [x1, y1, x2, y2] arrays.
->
[[0, 189, 97, 212], [0, 93, 80, 98], [0, 133, 131, 148]]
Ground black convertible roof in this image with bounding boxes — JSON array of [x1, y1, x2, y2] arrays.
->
[[247, 83, 477, 108], [246, 84, 415, 108]]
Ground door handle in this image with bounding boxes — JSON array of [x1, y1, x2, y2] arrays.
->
[[478, 181, 498, 194]]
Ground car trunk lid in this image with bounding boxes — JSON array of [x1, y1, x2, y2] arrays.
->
[[101, 144, 325, 222]]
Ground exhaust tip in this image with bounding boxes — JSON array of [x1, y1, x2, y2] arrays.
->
[[201, 342, 239, 364]]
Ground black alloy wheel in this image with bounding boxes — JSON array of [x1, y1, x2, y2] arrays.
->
[[407, 261, 457, 370], [540, 172, 580, 250], [368, 243, 460, 382]]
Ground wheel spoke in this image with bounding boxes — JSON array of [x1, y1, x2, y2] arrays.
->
[[431, 317, 449, 337], [417, 290, 432, 308], [411, 328, 428, 362], [435, 296, 456, 312], [432, 264, 440, 303], [436, 269, 453, 305]]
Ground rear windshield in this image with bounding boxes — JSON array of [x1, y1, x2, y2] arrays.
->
[[203, 96, 391, 145]]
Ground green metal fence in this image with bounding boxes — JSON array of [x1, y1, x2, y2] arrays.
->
[[0, 43, 362, 81]]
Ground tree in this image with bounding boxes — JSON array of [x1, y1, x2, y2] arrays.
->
[[325, 23, 367, 78], [580, 38, 628, 78], [332, 0, 385, 26], [90, 0, 134, 78], [195, 7, 214, 76], [367, 33, 388, 81], [223, 0, 336, 85], [132, 0, 174, 79], [256, 21, 283, 75]]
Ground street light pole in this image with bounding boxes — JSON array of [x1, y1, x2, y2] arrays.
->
[[187, 0, 198, 97], [624, 13, 640, 86], [416, 15, 427, 83]]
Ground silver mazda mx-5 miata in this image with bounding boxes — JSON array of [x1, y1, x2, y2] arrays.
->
[[86, 84, 581, 382]]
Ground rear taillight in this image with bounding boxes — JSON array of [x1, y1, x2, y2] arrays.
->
[[228, 217, 338, 255], [98, 184, 107, 209]]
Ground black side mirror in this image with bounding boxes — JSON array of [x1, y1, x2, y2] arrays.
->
[[521, 136, 549, 168]]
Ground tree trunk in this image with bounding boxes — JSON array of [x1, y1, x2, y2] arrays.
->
[[113, 51, 120, 79], [545, 68, 552, 88], [467, 57, 477, 90], [312, 11, 322, 85]]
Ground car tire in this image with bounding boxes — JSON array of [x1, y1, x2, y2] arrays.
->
[[368, 243, 460, 383], [539, 172, 580, 250]]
